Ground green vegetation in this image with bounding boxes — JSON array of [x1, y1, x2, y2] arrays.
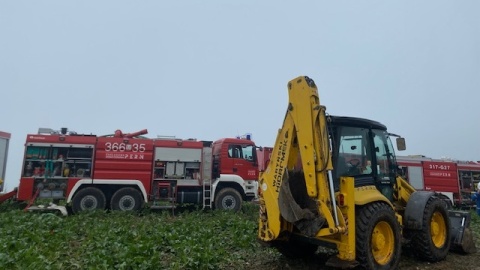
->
[[1, 201, 479, 270], [469, 211, 480, 236], [0, 202, 278, 270]]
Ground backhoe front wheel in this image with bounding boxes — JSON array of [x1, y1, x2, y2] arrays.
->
[[410, 197, 450, 262], [356, 202, 402, 270]]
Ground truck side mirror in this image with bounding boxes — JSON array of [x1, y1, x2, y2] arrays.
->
[[396, 137, 406, 151]]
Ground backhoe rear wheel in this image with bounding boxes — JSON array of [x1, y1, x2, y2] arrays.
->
[[410, 197, 450, 262], [356, 202, 401, 270]]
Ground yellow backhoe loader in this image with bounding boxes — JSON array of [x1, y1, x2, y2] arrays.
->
[[258, 76, 475, 269]]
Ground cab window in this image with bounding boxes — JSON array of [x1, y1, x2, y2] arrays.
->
[[372, 130, 396, 179], [334, 126, 374, 180], [228, 144, 255, 162]]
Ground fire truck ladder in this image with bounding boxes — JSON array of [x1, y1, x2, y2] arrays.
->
[[202, 179, 212, 210]]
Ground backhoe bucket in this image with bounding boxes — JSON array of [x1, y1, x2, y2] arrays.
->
[[278, 171, 325, 237], [448, 210, 476, 254]]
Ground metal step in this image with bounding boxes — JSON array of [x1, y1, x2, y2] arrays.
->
[[154, 197, 176, 202], [150, 205, 177, 210], [27, 204, 68, 216]]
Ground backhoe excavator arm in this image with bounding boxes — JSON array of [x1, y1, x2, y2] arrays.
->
[[258, 76, 335, 241]]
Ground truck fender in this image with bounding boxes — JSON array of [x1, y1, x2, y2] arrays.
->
[[212, 174, 247, 198], [66, 179, 148, 204], [404, 191, 435, 230]]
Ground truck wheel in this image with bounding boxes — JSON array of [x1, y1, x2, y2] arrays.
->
[[111, 187, 144, 211], [71, 187, 106, 214], [356, 202, 401, 270], [273, 238, 317, 258], [410, 197, 450, 262], [214, 187, 242, 211]]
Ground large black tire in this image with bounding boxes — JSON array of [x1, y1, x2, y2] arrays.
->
[[110, 187, 144, 211], [273, 238, 318, 259], [410, 197, 451, 262], [214, 187, 242, 211], [356, 202, 402, 270], [71, 187, 106, 214]]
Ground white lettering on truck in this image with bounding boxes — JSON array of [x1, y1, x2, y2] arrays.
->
[[105, 142, 146, 152]]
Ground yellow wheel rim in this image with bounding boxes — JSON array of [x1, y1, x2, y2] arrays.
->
[[371, 221, 395, 265], [431, 211, 447, 248]]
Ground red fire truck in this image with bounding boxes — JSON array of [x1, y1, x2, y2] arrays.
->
[[15, 127, 262, 214], [397, 155, 480, 208]]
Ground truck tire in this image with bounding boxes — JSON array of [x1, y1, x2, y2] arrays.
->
[[410, 197, 450, 262], [356, 202, 401, 270], [110, 187, 144, 211], [71, 187, 106, 214], [214, 187, 242, 211]]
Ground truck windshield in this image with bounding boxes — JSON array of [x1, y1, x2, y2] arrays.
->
[[228, 144, 255, 162]]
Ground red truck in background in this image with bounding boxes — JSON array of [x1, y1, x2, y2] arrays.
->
[[9, 127, 263, 214], [0, 131, 11, 192], [397, 155, 480, 208], [256, 146, 273, 172]]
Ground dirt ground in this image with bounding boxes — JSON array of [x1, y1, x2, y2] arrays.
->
[[399, 247, 480, 270], [250, 243, 480, 270]]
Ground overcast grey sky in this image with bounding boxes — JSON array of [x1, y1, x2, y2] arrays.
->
[[1, 1, 479, 191]]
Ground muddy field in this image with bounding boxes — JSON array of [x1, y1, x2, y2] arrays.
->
[[250, 205, 480, 270], [249, 227, 480, 270], [249, 251, 480, 270]]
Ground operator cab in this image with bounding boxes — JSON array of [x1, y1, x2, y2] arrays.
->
[[328, 116, 405, 201]]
